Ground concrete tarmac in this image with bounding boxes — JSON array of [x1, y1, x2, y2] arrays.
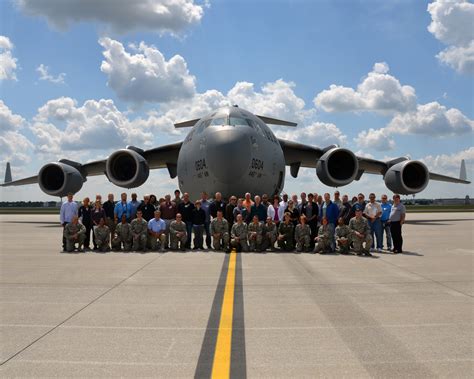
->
[[0, 213, 472, 377]]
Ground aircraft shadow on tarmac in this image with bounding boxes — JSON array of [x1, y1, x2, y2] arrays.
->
[[406, 218, 473, 226]]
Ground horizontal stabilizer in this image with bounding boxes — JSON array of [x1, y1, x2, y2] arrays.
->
[[174, 118, 200, 128], [257, 115, 297, 127]]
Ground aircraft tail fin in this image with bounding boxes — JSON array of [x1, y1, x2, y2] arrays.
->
[[460, 159, 467, 181], [4, 162, 12, 183]]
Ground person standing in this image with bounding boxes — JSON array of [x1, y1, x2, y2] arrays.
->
[[278, 193, 288, 221], [78, 197, 93, 250], [242, 192, 254, 213], [91, 199, 105, 250], [380, 194, 392, 251], [250, 195, 267, 222], [339, 194, 352, 225], [114, 193, 132, 223], [102, 193, 116, 239], [173, 189, 182, 207], [129, 193, 140, 220], [209, 192, 226, 218], [320, 193, 339, 251], [60, 192, 78, 250], [225, 196, 237, 232], [389, 194, 406, 254], [364, 193, 383, 252], [138, 195, 155, 222], [192, 200, 206, 250], [333, 191, 343, 210], [160, 194, 177, 249], [200, 192, 212, 249], [304, 193, 318, 248], [178, 193, 195, 249]]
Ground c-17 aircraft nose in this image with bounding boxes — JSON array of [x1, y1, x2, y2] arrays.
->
[[206, 129, 251, 183]]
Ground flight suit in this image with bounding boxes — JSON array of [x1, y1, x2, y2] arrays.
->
[[262, 222, 277, 251], [63, 223, 86, 252], [278, 222, 294, 251], [248, 221, 264, 252], [335, 224, 352, 254], [112, 222, 132, 251], [131, 218, 148, 251], [210, 218, 230, 251], [231, 222, 249, 252], [94, 225, 110, 252], [349, 216, 373, 255], [170, 220, 187, 250], [295, 223, 311, 252], [313, 225, 332, 253]]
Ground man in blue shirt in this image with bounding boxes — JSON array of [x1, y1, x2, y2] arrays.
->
[[380, 194, 392, 251], [114, 193, 132, 222], [148, 210, 166, 251], [129, 192, 141, 220], [320, 193, 339, 251], [60, 192, 78, 250]]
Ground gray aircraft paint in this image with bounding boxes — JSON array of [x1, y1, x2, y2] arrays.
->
[[177, 106, 286, 199]]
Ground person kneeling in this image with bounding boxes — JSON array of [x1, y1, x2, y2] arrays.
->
[[210, 211, 230, 252], [148, 210, 167, 252], [277, 213, 294, 252], [230, 214, 249, 252], [295, 215, 311, 252], [248, 215, 264, 252], [94, 218, 110, 252], [112, 214, 132, 252], [335, 217, 352, 254], [63, 216, 86, 252], [170, 213, 187, 251], [313, 217, 332, 254], [349, 207, 373, 256]]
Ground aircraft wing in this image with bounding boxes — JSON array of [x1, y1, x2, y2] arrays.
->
[[1, 142, 183, 188], [278, 138, 470, 185]]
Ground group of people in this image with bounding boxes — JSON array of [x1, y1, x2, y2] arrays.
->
[[60, 189, 406, 256]]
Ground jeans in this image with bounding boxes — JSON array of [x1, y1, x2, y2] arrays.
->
[[381, 220, 392, 249], [185, 221, 193, 248], [204, 221, 211, 248], [193, 225, 204, 248], [328, 223, 335, 251], [368, 218, 382, 249]]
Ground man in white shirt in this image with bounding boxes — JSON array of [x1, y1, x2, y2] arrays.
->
[[363, 193, 383, 252], [60, 192, 78, 250], [278, 193, 288, 221]]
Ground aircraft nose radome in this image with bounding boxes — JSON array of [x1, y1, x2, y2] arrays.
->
[[206, 130, 251, 182]]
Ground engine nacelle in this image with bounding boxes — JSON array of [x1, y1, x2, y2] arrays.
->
[[316, 148, 359, 187], [106, 149, 149, 188], [38, 162, 84, 197], [384, 160, 429, 195]]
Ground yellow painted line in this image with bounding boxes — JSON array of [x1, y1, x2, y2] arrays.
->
[[211, 250, 237, 378]]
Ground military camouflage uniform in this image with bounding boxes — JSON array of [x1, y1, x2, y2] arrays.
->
[[169, 220, 187, 250], [262, 221, 277, 251], [94, 225, 110, 252], [130, 218, 148, 251], [148, 232, 166, 251], [278, 222, 294, 251], [247, 221, 264, 251], [112, 222, 132, 251], [210, 218, 230, 251], [231, 222, 249, 252], [335, 224, 352, 254], [63, 223, 86, 252], [349, 216, 373, 255], [295, 223, 311, 252], [313, 224, 332, 253]]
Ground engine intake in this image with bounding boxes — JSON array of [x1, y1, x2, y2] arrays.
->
[[316, 148, 359, 187], [384, 160, 429, 195], [38, 162, 84, 197], [106, 149, 149, 188]]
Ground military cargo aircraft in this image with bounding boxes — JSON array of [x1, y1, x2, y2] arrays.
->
[[1, 105, 470, 199]]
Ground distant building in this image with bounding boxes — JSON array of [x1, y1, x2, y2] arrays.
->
[[433, 197, 470, 206]]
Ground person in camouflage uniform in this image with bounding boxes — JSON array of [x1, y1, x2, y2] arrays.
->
[[94, 217, 110, 252], [335, 217, 352, 254], [295, 215, 311, 252], [230, 214, 249, 252], [210, 210, 230, 251], [63, 216, 86, 252], [169, 213, 187, 251], [313, 217, 332, 254], [278, 213, 294, 251], [349, 208, 373, 256], [130, 210, 148, 252], [111, 214, 132, 251], [262, 217, 277, 251], [248, 215, 264, 252]]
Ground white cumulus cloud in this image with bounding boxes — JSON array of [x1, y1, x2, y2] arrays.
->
[[36, 63, 66, 84], [0, 100, 26, 131], [314, 62, 416, 114], [427, 0, 474, 74], [355, 128, 396, 151], [421, 147, 474, 178], [15, 0, 206, 35], [99, 37, 196, 104], [0, 36, 18, 81], [275, 122, 347, 147]]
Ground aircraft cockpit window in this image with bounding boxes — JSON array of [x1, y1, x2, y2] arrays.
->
[[229, 117, 249, 126], [209, 117, 227, 126]]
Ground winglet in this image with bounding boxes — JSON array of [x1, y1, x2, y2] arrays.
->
[[460, 159, 467, 181], [4, 162, 12, 183]]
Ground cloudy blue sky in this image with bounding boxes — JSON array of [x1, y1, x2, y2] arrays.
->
[[0, 0, 473, 201]]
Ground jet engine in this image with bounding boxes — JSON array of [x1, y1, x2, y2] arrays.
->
[[316, 148, 359, 187], [384, 160, 429, 195], [38, 162, 84, 197], [106, 149, 149, 188]]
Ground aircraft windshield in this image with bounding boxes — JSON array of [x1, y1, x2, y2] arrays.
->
[[229, 117, 249, 126]]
